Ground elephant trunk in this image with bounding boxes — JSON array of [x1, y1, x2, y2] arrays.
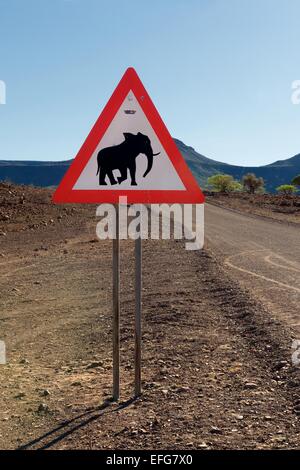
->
[[143, 151, 160, 177]]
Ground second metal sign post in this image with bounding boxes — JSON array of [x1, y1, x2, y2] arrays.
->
[[112, 204, 142, 401]]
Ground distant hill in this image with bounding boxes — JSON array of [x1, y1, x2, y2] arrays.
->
[[174, 139, 300, 192], [0, 160, 72, 188], [1, 140, 300, 192]]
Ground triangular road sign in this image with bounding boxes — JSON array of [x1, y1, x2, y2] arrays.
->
[[53, 68, 205, 204]]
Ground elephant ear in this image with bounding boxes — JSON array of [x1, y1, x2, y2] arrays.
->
[[123, 132, 135, 141]]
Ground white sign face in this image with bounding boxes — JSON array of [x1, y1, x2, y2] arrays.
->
[[73, 91, 185, 191]]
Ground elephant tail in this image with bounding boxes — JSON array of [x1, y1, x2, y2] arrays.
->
[[96, 161, 100, 175]]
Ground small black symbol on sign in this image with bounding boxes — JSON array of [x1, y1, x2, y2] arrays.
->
[[96, 132, 160, 186], [124, 109, 136, 114]]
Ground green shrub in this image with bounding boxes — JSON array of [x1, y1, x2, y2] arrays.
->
[[207, 174, 242, 193], [276, 184, 297, 195]]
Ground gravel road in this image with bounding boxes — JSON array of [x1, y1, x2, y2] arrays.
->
[[205, 203, 300, 334]]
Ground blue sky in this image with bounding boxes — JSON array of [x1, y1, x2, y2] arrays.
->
[[0, 0, 300, 166]]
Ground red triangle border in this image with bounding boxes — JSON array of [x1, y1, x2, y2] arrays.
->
[[53, 68, 205, 204]]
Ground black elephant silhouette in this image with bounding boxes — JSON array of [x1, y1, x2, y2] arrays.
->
[[96, 132, 160, 186]]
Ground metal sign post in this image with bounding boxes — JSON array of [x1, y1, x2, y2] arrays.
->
[[112, 204, 120, 401], [134, 213, 142, 397], [112, 204, 142, 400]]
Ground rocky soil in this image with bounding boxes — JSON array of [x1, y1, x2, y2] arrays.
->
[[0, 183, 300, 449], [205, 192, 300, 225]]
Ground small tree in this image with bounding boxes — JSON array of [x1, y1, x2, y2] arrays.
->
[[207, 174, 241, 193], [292, 175, 300, 187], [276, 184, 297, 195], [242, 173, 265, 194], [230, 180, 243, 192]]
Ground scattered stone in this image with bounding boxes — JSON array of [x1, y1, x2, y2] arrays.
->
[[234, 414, 244, 420], [86, 361, 103, 369], [114, 426, 128, 436], [139, 427, 148, 435], [274, 360, 288, 371], [150, 417, 160, 429], [244, 382, 258, 390], [14, 392, 26, 399], [175, 386, 190, 393], [144, 382, 160, 390], [288, 379, 300, 388], [271, 435, 286, 443], [210, 426, 223, 434], [20, 359, 29, 365], [293, 405, 300, 415], [40, 389, 50, 397], [71, 381, 82, 387], [198, 442, 209, 449], [264, 415, 273, 421], [37, 403, 50, 414]]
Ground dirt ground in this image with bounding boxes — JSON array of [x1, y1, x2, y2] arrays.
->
[[206, 192, 300, 225], [1, 183, 300, 450]]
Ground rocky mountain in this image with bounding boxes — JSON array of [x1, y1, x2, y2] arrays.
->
[[0, 160, 72, 188], [174, 139, 300, 192], [0, 140, 299, 192]]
